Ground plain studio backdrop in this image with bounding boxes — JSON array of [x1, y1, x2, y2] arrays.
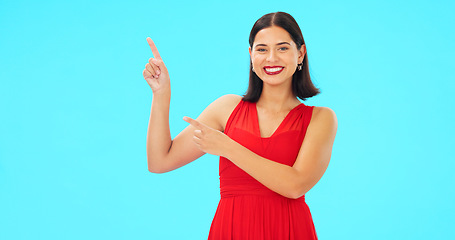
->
[[1, 0, 454, 239]]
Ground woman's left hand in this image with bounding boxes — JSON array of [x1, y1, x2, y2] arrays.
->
[[183, 116, 232, 157]]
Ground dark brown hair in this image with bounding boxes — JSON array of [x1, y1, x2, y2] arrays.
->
[[242, 12, 320, 102]]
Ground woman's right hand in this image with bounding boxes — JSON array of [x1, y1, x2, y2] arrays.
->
[[143, 37, 170, 94]]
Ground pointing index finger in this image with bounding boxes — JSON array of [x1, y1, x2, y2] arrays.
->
[[146, 37, 162, 60], [183, 116, 204, 129]]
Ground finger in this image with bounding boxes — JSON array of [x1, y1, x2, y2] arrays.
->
[[145, 63, 156, 78], [143, 69, 153, 80], [146, 37, 162, 60], [183, 116, 205, 130], [194, 129, 203, 138], [145, 62, 158, 78], [148, 58, 161, 75], [192, 135, 202, 146]]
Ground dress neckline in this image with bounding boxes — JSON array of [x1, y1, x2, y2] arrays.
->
[[254, 102, 303, 139]]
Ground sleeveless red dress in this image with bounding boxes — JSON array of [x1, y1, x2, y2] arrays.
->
[[208, 100, 318, 240]]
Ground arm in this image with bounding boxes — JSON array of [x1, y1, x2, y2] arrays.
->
[[147, 95, 235, 173], [146, 90, 174, 173], [143, 37, 174, 173], [144, 37, 228, 173], [185, 107, 338, 198], [145, 70, 239, 172]]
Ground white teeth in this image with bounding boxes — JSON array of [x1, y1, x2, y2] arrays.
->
[[265, 67, 283, 72]]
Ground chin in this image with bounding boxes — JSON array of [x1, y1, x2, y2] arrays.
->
[[261, 79, 288, 87], [260, 75, 292, 86]]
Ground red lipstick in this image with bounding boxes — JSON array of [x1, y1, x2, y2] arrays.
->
[[263, 66, 284, 75]]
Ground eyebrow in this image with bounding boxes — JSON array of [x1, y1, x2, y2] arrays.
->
[[255, 42, 291, 47]]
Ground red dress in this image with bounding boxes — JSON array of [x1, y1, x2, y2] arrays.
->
[[208, 100, 318, 240]]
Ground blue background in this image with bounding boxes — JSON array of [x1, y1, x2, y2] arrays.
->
[[1, 0, 454, 239]]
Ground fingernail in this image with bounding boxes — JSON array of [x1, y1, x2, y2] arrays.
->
[[156, 70, 161, 75]]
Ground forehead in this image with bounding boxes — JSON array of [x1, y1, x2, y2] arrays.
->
[[253, 26, 294, 46]]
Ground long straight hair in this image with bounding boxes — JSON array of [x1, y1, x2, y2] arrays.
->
[[243, 12, 320, 102]]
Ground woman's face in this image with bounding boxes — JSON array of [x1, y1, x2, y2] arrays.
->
[[249, 26, 306, 86]]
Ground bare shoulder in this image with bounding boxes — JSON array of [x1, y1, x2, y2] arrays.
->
[[212, 94, 243, 132], [312, 106, 337, 121], [309, 106, 338, 134], [197, 94, 242, 132], [212, 94, 243, 108]]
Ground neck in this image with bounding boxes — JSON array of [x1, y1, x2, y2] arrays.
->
[[257, 80, 300, 112]]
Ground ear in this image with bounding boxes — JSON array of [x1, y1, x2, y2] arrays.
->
[[298, 44, 307, 62], [249, 46, 252, 56]]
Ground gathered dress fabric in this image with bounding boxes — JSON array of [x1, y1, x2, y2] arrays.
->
[[207, 100, 318, 240]]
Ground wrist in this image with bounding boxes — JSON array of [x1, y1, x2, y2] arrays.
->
[[222, 137, 238, 159], [152, 87, 171, 100]]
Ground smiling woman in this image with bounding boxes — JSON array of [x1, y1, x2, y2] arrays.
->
[[244, 12, 320, 103], [144, 11, 337, 240]]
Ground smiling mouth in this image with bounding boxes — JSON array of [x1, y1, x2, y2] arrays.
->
[[264, 66, 284, 75]]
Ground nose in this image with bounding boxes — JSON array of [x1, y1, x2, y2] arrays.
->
[[266, 49, 278, 62]]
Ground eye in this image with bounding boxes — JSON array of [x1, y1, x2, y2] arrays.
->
[[279, 47, 289, 51], [256, 48, 266, 52]]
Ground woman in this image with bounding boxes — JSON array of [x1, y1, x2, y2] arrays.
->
[[144, 12, 337, 240]]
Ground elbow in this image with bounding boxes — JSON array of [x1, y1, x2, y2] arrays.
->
[[285, 181, 310, 199], [286, 189, 307, 200], [147, 157, 168, 174], [148, 166, 166, 174]]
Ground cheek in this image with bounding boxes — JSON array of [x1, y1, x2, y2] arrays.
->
[[291, 52, 300, 62], [251, 55, 264, 66]]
